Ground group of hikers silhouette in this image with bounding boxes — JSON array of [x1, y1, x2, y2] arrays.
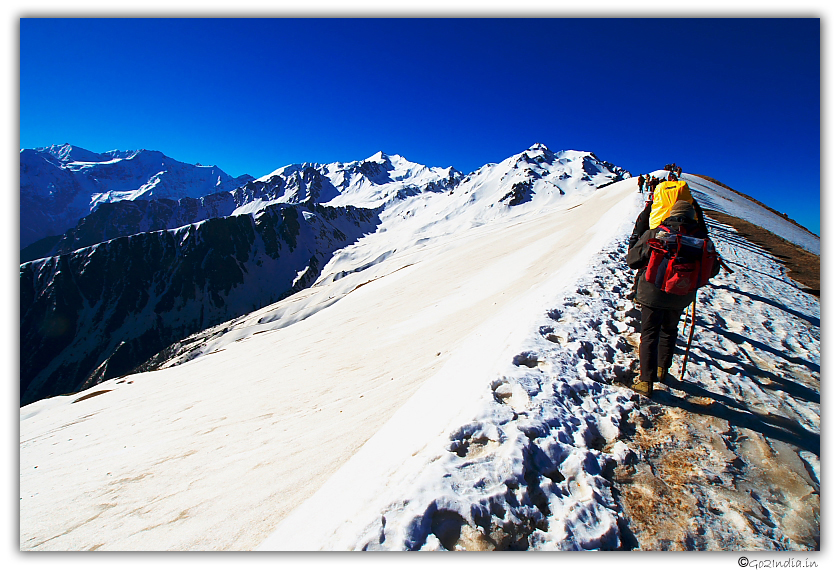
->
[[637, 164, 683, 197], [625, 168, 721, 397]]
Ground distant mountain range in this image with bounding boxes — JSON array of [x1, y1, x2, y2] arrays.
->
[[20, 144, 255, 249], [20, 147, 463, 262], [19, 143, 630, 405]]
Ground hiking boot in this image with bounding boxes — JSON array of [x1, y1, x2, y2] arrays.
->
[[630, 379, 652, 397]]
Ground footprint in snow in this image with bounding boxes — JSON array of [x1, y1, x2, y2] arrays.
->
[[492, 380, 531, 413]]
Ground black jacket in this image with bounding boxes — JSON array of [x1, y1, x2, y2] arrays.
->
[[626, 208, 719, 311]]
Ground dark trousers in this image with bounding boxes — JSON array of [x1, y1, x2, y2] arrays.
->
[[639, 305, 684, 384]]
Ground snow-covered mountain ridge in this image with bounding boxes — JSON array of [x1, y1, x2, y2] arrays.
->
[[146, 145, 632, 370], [684, 174, 819, 256], [20, 148, 464, 261], [20, 144, 630, 404], [20, 145, 818, 551], [22, 144, 630, 263], [238, 150, 464, 212]]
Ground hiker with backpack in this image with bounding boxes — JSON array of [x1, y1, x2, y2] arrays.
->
[[653, 177, 661, 192], [642, 175, 653, 201], [638, 174, 645, 193], [625, 179, 720, 397]]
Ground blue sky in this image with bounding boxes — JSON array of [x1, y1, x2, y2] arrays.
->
[[20, 17, 821, 234]]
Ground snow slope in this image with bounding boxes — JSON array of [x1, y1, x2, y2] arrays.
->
[[19, 150, 818, 551], [259, 177, 820, 551], [19, 202, 380, 405], [678, 173, 819, 255]]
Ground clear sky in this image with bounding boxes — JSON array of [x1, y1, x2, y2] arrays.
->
[[20, 17, 821, 234]]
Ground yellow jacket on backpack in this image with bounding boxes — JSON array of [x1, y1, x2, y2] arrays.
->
[[649, 180, 694, 229]]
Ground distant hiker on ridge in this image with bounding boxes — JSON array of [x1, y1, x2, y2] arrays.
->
[[638, 175, 645, 193], [625, 178, 720, 397], [648, 176, 660, 193]]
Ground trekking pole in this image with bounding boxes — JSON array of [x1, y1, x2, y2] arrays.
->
[[681, 305, 691, 336], [679, 301, 698, 382]]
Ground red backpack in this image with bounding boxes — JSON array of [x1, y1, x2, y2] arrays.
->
[[645, 225, 718, 296]]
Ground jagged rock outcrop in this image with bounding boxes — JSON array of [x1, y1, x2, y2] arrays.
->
[[19, 203, 379, 405]]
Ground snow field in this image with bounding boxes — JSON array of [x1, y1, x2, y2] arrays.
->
[[266, 231, 645, 550], [20, 176, 638, 551], [255, 180, 641, 550], [262, 183, 820, 550]]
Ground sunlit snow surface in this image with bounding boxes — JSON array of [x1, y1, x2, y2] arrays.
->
[[260, 176, 820, 551], [20, 150, 818, 551], [679, 173, 819, 255]]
